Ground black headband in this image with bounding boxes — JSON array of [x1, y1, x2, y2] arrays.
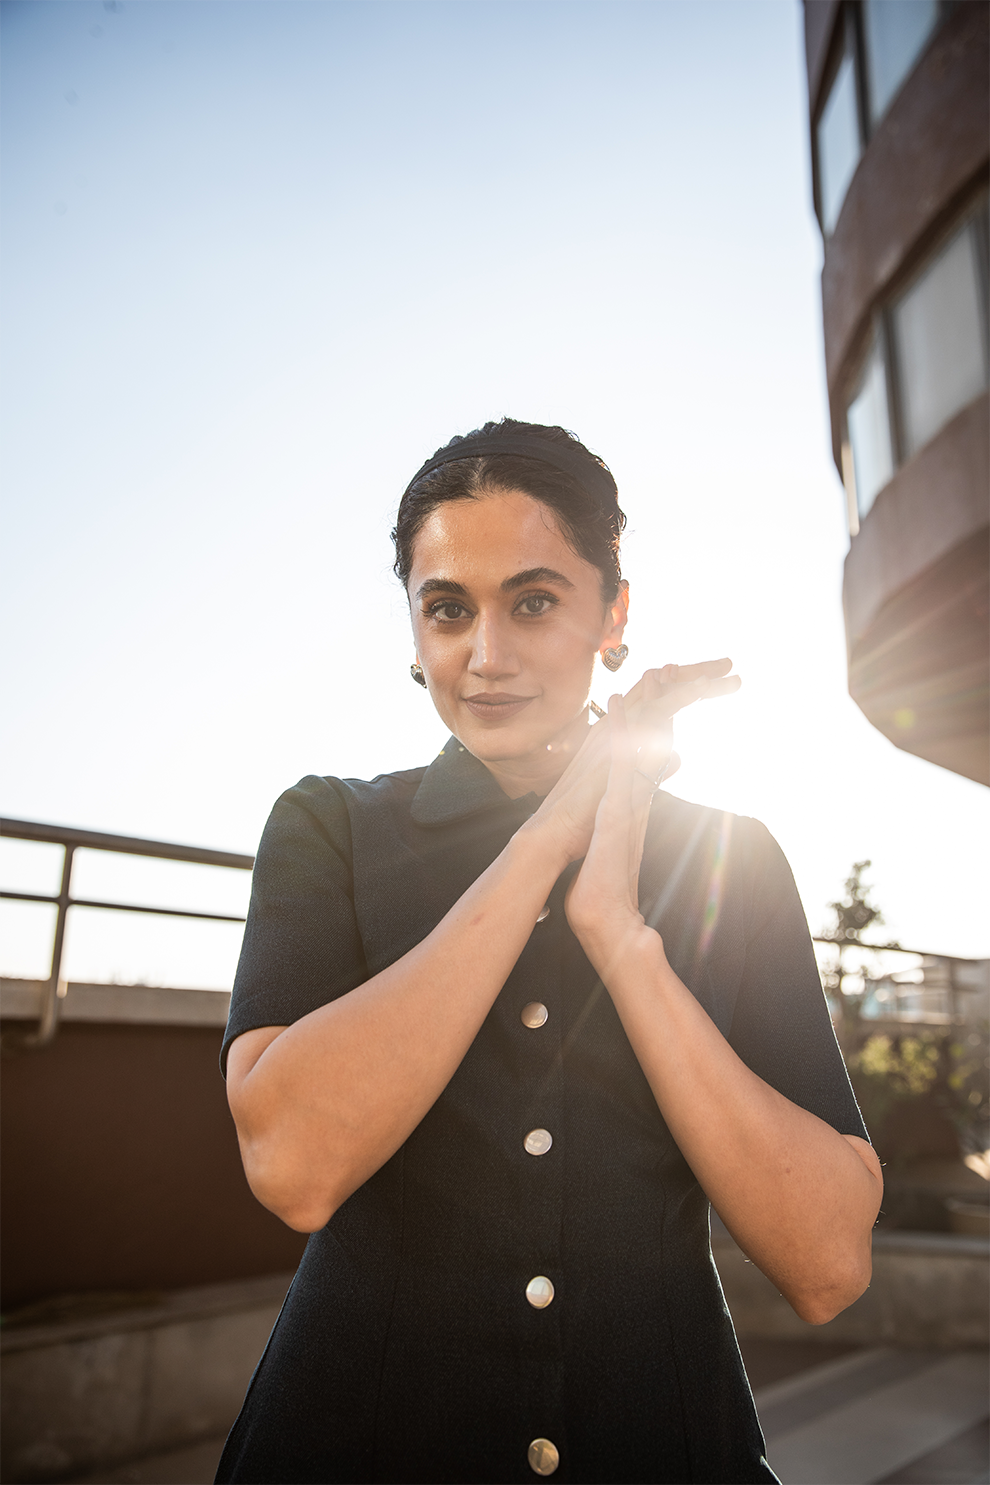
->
[[405, 433, 619, 511]]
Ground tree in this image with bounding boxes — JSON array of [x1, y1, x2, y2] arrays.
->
[[819, 860, 899, 1040]]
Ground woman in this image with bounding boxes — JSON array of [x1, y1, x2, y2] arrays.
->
[[217, 419, 882, 1485]]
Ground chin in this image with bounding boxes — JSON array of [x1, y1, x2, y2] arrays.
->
[[455, 709, 585, 766], [460, 730, 540, 764]]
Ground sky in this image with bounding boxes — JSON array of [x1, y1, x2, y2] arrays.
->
[[2, 0, 987, 993]]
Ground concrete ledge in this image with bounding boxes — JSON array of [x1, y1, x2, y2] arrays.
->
[[4, 1231, 986, 1482], [0, 980, 230, 1029], [0, 1275, 291, 1484], [713, 1228, 989, 1349]]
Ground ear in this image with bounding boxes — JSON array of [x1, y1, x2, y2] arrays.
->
[[601, 580, 629, 650]]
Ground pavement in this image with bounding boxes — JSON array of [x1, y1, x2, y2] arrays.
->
[[749, 1345, 988, 1485], [70, 1342, 989, 1485], [70, 1437, 226, 1484]]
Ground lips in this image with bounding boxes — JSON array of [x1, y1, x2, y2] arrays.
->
[[463, 694, 535, 721]]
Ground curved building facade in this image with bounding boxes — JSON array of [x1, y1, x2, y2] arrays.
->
[[803, 0, 989, 785]]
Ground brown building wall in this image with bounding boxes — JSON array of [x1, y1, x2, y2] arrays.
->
[[1, 1021, 305, 1311], [803, 0, 989, 783], [843, 393, 989, 649], [820, 2, 990, 457], [803, 0, 842, 113]]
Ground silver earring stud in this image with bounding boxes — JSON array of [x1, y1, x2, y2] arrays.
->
[[602, 644, 629, 672], [410, 662, 427, 688]]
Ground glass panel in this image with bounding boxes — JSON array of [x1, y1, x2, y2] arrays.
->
[[863, 0, 939, 124], [817, 53, 861, 236], [0, 900, 58, 981], [0, 837, 64, 898], [847, 339, 894, 520], [61, 906, 244, 991], [892, 224, 988, 458], [71, 849, 250, 919]]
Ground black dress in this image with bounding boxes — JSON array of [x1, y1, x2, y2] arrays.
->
[[216, 740, 867, 1485]]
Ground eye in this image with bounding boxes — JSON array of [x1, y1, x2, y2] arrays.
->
[[425, 599, 470, 622], [515, 592, 557, 617]]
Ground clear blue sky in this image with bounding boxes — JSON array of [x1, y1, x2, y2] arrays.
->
[[2, 0, 987, 989]]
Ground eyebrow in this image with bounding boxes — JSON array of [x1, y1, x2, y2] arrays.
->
[[415, 578, 469, 600], [501, 567, 575, 593], [415, 567, 576, 602]]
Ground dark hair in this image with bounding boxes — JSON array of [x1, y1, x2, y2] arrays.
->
[[391, 418, 627, 603]]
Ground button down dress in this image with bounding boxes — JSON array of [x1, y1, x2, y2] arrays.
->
[[216, 742, 867, 1485]]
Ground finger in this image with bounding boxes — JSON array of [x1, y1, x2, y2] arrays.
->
[[633, 728, 674, 791], [622, 664, 739, 746], [631, 659, 729, 697], [635, 674, 713, 726], [627, 688, 673, 797], [620, 662, 680, 709], [607, 696, 651, 841], [617, 670, 652, 709], [704, 674, 742, 698], [628, 740, 665, 890], [639, 671, 740, 722], [660, 670, 738, 701], [674, 657, 733, 680], [646, 664, 676, 702], [626, 661, 737, 713], [607, 692, 636, 776]]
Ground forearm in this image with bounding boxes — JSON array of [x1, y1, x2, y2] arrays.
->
[[582, 923, 883, 1323], [228, 820, 567, 1232]]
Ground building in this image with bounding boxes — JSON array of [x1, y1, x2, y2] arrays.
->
[[802, 0, 989, 785]]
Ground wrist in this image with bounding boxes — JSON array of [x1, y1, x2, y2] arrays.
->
[[515, 805, 579, 875], [575, 915, 664, 983], [510, 812, 573, 881]]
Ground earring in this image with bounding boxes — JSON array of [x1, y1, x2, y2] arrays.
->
[[602, 644, 629, 673], [410, 662, 427, 688]]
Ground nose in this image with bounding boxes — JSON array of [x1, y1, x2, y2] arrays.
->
[[468, 610, 519, 680]]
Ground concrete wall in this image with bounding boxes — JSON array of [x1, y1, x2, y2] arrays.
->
[[0, 1275, 290, 1485], [2, 1230, 986, 1484], [713, 1227, 990, 1349]]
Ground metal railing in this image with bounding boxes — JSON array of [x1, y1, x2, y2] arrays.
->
[[1, 818, 253, 1049], [812, 934, 988, 1024], [3, 816, 983, 1048]]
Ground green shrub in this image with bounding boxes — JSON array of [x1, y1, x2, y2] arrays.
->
[[849, 1029, 989, 1157]]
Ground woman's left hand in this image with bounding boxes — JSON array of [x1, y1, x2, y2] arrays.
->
[[564, 690, 662, 960], [565, 663, 722, 965]]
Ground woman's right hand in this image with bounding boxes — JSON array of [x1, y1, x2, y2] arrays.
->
[[529, 658, 740, 864]]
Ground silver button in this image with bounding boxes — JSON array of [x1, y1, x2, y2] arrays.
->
[[520, 1001, 548, 1029], [528, 1438, 559, 1476], [525, 1275, 554, 1309], [524, 1128, 552, 1156], [536, 904, 550, 922]]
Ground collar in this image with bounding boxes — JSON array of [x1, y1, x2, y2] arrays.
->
[[410, 738, 543, 827]]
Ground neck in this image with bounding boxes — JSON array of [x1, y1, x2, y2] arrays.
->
[[479, 709, 593, 799]]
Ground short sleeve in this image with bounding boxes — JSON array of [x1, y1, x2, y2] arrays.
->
[[221, 775, 369, 1074], [728, 821, 868, 1141]]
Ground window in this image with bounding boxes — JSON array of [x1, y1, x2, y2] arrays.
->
[[813, 3, 948, 238], [891, 221, 989, 458], [842, 204, 989, 531], [846, 338, 894, 521], [817, 52, 861, 235], [863, 0, 940, 125]]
